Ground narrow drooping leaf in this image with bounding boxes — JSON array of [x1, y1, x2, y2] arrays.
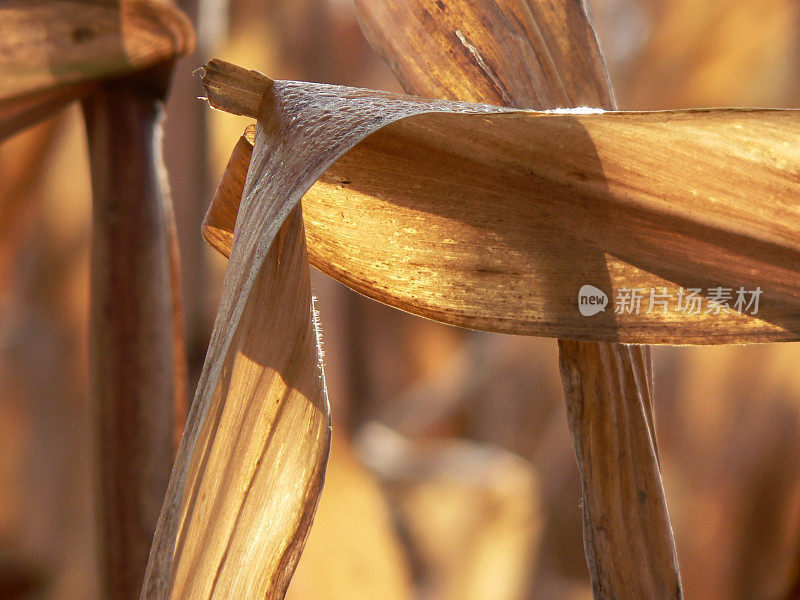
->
[[140, 81, 344, 596], [201, 62, 800, 345], [189, 128, 411, 600]]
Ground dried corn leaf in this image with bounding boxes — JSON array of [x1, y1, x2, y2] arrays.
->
[[201, 62, 800, 345], [140, 202, 330, 599], [0, 0, 193, 136], [353, 0, 614, 109], [559, 341, 680, 598]]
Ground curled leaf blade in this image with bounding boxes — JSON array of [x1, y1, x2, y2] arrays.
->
[[201, 67, 800, 344], [141, 204, 331, 600]]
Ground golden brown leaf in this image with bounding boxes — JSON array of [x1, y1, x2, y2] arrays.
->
[[350, 6, 680, 598], [353, 0, 614, 109], [299, 3, 681, 595], [201, 63, 800, 345], [140, 201, 330, 599], [559, 341, 681, 598]]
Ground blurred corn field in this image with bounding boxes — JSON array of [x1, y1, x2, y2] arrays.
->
[[1, 1, 799, 599]]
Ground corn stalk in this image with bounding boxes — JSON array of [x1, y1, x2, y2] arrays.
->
[[1, 2, 194, 597]]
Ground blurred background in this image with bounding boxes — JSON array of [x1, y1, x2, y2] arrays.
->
[[1, 0, 800, 598]]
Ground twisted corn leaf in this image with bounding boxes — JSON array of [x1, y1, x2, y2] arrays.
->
[[201, 62, 800, 345], [140, 202, 330, 599]]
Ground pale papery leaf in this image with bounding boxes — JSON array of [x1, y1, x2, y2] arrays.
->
[[139, 202, 331, 600]]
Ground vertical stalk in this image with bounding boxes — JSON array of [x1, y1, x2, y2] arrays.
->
[[83, 80, 186, 600], [559, 341, 682, 598]]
